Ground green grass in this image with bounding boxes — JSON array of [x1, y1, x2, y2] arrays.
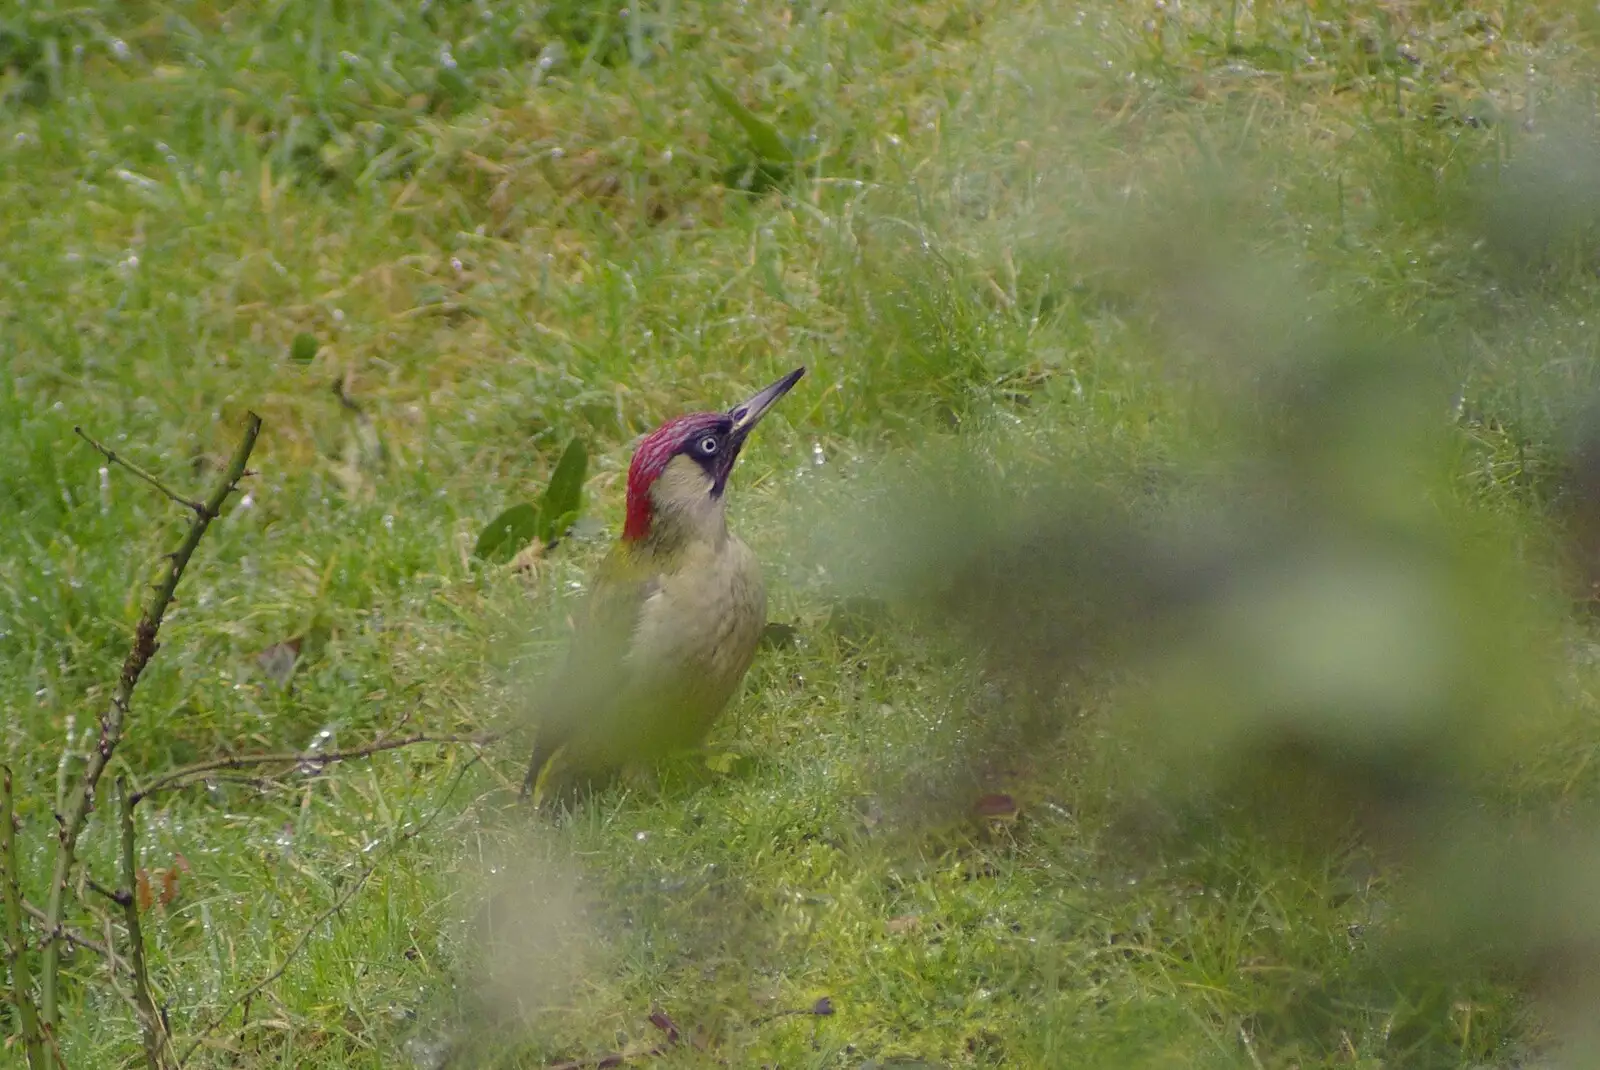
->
[[6, 0, 1600, 1066]]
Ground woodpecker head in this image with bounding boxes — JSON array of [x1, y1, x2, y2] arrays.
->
[[623, 367, 805, 544]]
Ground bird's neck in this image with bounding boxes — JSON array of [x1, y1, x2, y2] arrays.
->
[[624, 455, 729, 556], [628, 495, 729, 558]]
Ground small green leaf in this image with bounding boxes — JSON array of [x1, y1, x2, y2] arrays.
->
[[290, 332, 319, 364], [473, 502, 540, 563], [536, 437, 588, 544], [704, 75, 794, 164], [703, 751, 758, 778]]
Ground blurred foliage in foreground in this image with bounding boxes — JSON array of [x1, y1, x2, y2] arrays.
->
[[8, 0, 1600, 1066], [807, 122, 1600, 1066]]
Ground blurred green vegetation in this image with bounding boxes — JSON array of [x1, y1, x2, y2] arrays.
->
[[6, 0, 1600, 1067]]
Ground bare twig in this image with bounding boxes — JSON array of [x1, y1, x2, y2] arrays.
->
[[41, 413, 261, 1027], [2, 765, 48, 1068], [73, 427, 204, 514], [749, 996, 835, 1027], [544, 1011, 684, 1070], [118, 778, 174, 1069], [64, 895, 150, 1023], [131, 731, 502, 803], [83, 874, 124, 905], [175, 754, 481, 1067], [22, 900, 136, 974]]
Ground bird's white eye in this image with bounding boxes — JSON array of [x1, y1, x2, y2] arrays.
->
[[697, 435, 720, 456]]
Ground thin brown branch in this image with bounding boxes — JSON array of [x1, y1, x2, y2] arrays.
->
[[118, 778, 175, 1069], [41, 413, 261, 1027], [75, 900, 151, 1025], [748, 996, 835, 1027], [73, 427, 204, 514], [175, 754, 481, 1068], [132, 731, 502, 803], [21, 900, 135, 975], [2, 765, 48, 1068], [84, 874, 129, 907]]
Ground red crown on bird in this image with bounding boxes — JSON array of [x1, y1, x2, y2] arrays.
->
[[623, 413, 729, 541], [620, 368, 806, 542]]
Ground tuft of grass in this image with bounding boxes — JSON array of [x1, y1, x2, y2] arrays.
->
[[5, 0, 1600, 1067]]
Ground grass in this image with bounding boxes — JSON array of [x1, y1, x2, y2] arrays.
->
[[6, 0, 1600, 1066]]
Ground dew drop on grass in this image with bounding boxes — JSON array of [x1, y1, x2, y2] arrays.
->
[[405, 1034, 452, 1070]]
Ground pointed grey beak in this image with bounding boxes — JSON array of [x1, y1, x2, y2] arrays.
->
[[728, 366, 805, 437]]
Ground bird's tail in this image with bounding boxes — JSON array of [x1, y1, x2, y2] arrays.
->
[[521, 734, 561, 801]]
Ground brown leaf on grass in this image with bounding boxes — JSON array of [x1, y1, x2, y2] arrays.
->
[[886, 914, 922, 935], [135, 868, 154, 912], [648, 1009, 680, 1044], [159, 865, 183, 907], [973, 793, 1019, 821], [159, 868, 178, 907]]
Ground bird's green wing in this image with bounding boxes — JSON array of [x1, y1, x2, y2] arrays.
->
[[522, 543, 659, 795], [560, 543, 660, 696]]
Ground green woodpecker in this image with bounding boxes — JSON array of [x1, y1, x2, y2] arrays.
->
[[521, 367, 806, 801]]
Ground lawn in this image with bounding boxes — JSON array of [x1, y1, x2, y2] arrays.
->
[[5, 1, 1600, 1067]]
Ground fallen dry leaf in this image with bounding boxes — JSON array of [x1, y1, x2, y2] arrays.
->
[[973, 793, 1019, 821]]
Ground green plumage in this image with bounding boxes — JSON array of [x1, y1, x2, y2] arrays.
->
[[521, 368, 804, 804]]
